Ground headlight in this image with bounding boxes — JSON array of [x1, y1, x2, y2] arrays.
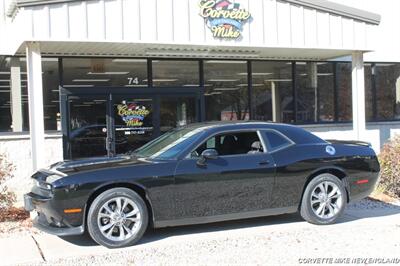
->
[[46, 174, 63, 183], [32, 179, 53, 190]]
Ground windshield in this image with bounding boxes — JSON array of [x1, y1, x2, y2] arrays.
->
[[133, 127, 206, 160]]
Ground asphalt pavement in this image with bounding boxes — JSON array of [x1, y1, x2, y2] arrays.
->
[[1, 198, 400, 266]]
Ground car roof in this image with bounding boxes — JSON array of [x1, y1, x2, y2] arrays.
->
[[182, 121, 326, 145]]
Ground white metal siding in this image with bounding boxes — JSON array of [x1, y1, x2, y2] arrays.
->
[[11, 0, 376, 51], [0, 0, 377, 57]]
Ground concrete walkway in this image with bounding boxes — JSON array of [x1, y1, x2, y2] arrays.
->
[[1, 199, 400, 266]]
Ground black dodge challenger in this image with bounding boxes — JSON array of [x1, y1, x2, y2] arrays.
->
[[24, 122, 380, 248]]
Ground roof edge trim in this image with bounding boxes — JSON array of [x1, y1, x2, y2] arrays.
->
[[14, 0, 381, 25], [284, 0, 381, 25]]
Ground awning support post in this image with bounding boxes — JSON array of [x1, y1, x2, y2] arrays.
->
[[352, 51, 366, 140], [26, 42, 45, 171]]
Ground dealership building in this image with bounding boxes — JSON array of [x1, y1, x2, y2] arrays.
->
[[1, 0, 400, 200]]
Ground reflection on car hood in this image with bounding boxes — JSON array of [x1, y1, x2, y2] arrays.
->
[[49, 155, 152, 174]]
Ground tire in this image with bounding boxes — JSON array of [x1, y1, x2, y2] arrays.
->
[[87, 187, 148, 248], [300, 173, 347, 225]]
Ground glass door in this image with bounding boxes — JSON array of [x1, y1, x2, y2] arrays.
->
[[112, 95, 155, 155], [62, 88, 202, 159], [67, 95, 110, 159], [160, 95, 199, 134]]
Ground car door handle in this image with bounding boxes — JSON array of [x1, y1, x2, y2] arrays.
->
[[259, 160, 270, 165]]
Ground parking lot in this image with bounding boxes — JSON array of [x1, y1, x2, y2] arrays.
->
[[1, 198, 399, 266]]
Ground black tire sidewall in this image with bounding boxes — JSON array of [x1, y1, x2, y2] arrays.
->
[[87, 188, 148, 248], [301, 174, 347, 225]]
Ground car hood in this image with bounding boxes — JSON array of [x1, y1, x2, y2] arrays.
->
[[48, 155, 153, 174]]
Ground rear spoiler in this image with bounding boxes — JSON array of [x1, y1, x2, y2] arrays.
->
[[325, 139, 372, 147]]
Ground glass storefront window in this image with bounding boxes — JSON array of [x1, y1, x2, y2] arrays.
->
[[252, 61, 292, 123], [364, 64, 374, 122], [375, 63, 400, 120], [152, 60, 199, 87], [0, 57, 12, 132], [62, 58, 148, 88], [337, 63, 352, 122], [160, 97, 197, 133], [69, 95, 108, 158], [296, 62, 335, 123], [0, 56, 29, 132], [204, 60, 249, 121], [42, 58, 60, 130]]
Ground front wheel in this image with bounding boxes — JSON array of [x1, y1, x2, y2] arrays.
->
[[87, 188, 148, 248], [300, 173, 347, 225]]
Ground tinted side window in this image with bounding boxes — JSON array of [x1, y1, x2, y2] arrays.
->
[[263, 131, 291, 152], [192, 131, 263, 157]]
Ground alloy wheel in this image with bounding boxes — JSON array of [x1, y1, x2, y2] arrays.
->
[[97, 197, 142, 242], [310, 181, 343, 219]]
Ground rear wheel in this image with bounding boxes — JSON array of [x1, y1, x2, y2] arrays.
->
[[300, 173, 347, 225], [87, 188, 148, 248]]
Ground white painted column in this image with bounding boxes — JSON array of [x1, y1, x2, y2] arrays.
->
[[26, 42, 45, 171], [351, 52, 366, 140], [271, 81, 281, 122], [10, 58, 23, 132]]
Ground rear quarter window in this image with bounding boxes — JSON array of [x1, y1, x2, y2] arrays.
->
[[262, 130, 292, 152]]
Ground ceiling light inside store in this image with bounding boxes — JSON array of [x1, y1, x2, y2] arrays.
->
[[124, 85, 147, 87], [0, 85, 10, 88], [87, 72, 129, 75], [63, 85, 95, 87], [143, 79, 178, 82], [208, 79, 239, 82], [0, 72, 10, 74], [237, 83, 263, 87], [299, 73, 333, 76], [265, 79, 292, 82], [205, 60, 247, 64], [183, 84, 200, 87], [73, 79, 110, 82], [112, 59, 147, 63], [204, 92, 223, 96], [238, 72, 272, 76], [0, 90, 10, 92], [214, 88, 240, 91]]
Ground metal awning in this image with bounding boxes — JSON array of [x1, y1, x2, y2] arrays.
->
[[14, 42, 357, 61]]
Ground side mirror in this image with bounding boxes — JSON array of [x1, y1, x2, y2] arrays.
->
[[201, 149, 219, 160], [197, 149, 218, 167]]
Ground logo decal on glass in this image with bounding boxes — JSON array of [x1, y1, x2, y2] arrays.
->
[[199, 0, 251, 39], [117, 101, 150, 127]]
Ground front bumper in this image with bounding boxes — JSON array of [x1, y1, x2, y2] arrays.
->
[[33, 213, 84, 236], [24, 192, 85, 236]]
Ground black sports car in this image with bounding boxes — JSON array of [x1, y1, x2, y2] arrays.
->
[[24, 122, 380, 248]]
